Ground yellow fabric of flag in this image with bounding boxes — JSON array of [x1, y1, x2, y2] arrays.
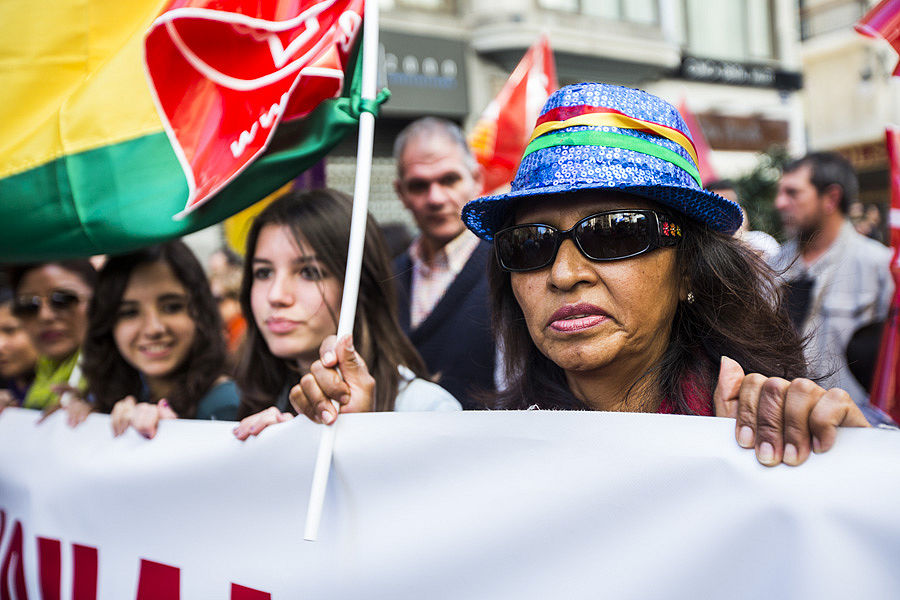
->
[[0, 1, 168, 179]]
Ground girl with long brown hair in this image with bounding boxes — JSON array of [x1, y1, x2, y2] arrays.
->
[[80, 241, 239, 437], [232, 189, 459, 439]]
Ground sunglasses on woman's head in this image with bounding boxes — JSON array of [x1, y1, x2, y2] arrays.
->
[[12, 290, 83, 318], [494, 209, 682, 272]]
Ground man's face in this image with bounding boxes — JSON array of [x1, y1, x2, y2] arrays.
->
[[775, 165, 826, 237], [395, 134, 481, 250]]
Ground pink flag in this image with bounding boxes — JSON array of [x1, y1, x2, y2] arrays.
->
[[677, 100, 718, 186], [856, 0, 900, 75], [468, 35, 557, 195], [144, 0, 364, 216]]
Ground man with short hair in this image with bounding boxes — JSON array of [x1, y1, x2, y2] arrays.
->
[[773, 152, 893, 405], [392, 117, 495, 408]]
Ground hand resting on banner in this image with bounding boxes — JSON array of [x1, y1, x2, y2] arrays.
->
[[714, 356, 869, 466]]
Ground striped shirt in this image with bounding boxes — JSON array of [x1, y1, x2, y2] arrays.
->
[[408, 230, 481, 329]]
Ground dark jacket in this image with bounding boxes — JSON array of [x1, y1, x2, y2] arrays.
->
[[393, 241, 495, 409]]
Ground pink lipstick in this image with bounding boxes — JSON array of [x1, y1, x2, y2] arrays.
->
[[548, 303, 608, 333]]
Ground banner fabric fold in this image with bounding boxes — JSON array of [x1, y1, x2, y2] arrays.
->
[[1, 408, 899, 599]]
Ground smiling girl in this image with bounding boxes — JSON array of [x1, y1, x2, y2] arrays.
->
[[80, 241, 239, 437], [233, 189, 459, 439]]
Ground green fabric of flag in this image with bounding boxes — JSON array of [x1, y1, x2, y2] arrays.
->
[[0, 36, 384, 262]]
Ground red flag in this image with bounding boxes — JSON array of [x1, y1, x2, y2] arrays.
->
[[144, 0, 364, 216], [856, 0, 900, 75], [469, 35, 557, 194], [677, 100, 718, 186], [869, 126, 900, 422]]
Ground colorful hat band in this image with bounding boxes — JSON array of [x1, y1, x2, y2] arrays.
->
[[529, 111, 699, 166], [462, 83, 743, 239], [522, 129, 703, 187]]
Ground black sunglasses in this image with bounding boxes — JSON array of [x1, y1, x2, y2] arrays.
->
[[494, 209, 682, 272], [12, 290, 83, 318]]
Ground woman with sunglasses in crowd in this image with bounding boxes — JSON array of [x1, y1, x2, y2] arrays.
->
[[0, 286, 39, 411], [459, 83, 869, 467], [74, 241, 239, 437], [8, 260, 96, 412], [232, 189, 459, 439]]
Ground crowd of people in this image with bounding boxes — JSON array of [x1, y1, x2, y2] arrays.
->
[[1, 82, 889, 467]]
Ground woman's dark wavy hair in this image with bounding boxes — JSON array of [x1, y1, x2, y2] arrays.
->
[[8, 259, 97, 293], [235, 188, 429, 418], [82, 241, 226, 418], [490, 192, 808, 414]]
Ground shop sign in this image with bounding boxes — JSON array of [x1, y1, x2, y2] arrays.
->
[[679, 56, 802, 90], [696, 113, 788, 152], [380, 30, 468, 117], [834, 140, 887, 171]]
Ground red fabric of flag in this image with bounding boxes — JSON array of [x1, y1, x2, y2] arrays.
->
[[145, 0, 364, 216], [856, 0, 900, 75], [677, 100, 718, 186], [469, 35, 557, 195], [869, 126, 900, 422]]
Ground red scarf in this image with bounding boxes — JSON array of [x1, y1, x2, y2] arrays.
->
[[657, 375, 714, 416]]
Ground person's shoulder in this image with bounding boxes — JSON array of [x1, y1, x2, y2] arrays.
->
[[394, 367, 462, 412], [454, 240, 493, 282], [392, 248, 414, 276], [771, 238, 798, 270], [195, 378, 240, 421], [850, 228, 891, 253], [743, 230, 781, 262], [846, 227, 892, 263], [471, 239, 493, 261], [393, 247, 412, 266]]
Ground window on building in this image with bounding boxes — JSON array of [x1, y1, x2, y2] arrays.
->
[[799, 0, 868, 40], [683, 0, 775, 61], [537, 0, 659, 25]]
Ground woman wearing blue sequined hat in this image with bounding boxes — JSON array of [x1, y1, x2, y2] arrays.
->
[[462, 82, 869, 467]]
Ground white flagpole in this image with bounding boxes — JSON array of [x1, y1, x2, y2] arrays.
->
[[304, 0, 380, 542]]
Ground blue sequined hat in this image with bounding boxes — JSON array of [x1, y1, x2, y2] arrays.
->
[[462, 82, 742, 240]]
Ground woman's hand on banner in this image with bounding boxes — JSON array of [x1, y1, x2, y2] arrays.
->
[[232, 406, 294, 440], [37, 384, 94, 427], [110, 396, 177, 438], [713, 356, 870, 467], [0, 390, 16, 415]]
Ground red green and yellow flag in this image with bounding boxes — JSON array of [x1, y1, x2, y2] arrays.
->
[[0, 0, 379, 262]]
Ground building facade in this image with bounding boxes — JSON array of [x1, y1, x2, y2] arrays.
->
[[322, 0, 805, 232], [800, 0, 896, 214]]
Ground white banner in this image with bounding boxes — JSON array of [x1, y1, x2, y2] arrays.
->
[[1, 407, 899, 599]]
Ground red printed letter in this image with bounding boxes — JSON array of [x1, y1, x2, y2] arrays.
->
[[231, 583, 271, 600], [136, 559, 180, 600], [72, 544, 98, 600], [0, 520, 28, 600], [37, 537, 61, 600]]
